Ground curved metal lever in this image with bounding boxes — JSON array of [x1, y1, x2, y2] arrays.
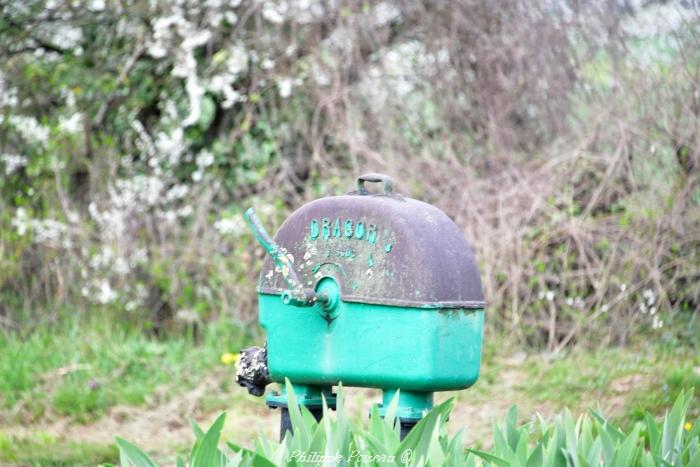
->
[[244, 208, 330, 307]]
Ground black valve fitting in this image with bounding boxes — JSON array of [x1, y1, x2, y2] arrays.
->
[[235, 346, 271, 397]]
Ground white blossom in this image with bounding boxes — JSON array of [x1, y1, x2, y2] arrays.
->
[[111, 175, 164, 208], [262, 1, 287, 24], [0, 72, 19, 107], [160, 209, 177, 223], [196, 150, 215, 168], [277, 77, 294, 98], [155, 128, 185, 166], [372, 2, 401, 26], [209, 76, 242, 108], [88, 0, 106, 11], [182, 77, 205, 126], [96, 280, 118, 304], [178, 205, 194, 217], [89, 202, 127, 240], [89, 247, 114, 270], [226, 43, 249, 75], [3, 115, 50, 146], [31, 219, 69, 247], [52, 24, 83, 49], [149, 13, 212, 127], [214, 216, 246, 236], [166, 184, 189, 201], [112, 257, 131, 275], [11, 207, 29, 235], [11, 208, 72, 247], [207, 43, 248, 107], [224, 11, 238, 24], [66, 210, 80, 224], [148, 42, 168, 59], [1, 153, 27, 175], [58, 112, 83, 134]]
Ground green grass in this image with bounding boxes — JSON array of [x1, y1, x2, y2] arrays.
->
[[0, 313, 258, 423], [0, 431, 118, 466], [1, 315, 698, 465], [521, 343, 700, 427], [627, 364, 700, 424]]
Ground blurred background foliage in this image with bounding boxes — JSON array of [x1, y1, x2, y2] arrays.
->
[[1, 2, 700, 463], [0, 0, 698, 350]]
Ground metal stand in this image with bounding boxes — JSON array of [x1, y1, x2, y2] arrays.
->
[[267, 384, 433, 441], [278, 406, 324, 440], [399, 419, 419, 439], [266, 384, 336, 441], [376, 389, 434, 440]]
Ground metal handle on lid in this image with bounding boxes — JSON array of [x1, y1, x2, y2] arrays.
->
[[357, 173, 394, 195]]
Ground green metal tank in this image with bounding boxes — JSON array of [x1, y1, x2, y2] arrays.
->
[[237, 174, 485, 438]]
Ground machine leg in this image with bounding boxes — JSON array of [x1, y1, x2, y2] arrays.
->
[[267, 384, 335, 441], [278, 406, 324, 440], [279, 407, 292, 440], [399, 419, 419, 440], [377, 389, 434, 440]]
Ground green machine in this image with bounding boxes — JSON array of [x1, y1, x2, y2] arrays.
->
[[236, 174, 485, 439]]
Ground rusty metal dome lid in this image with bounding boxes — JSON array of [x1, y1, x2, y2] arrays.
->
[[257, 174, 486, 309]]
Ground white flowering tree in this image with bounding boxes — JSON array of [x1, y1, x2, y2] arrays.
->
[[0, 0, 414, 330]]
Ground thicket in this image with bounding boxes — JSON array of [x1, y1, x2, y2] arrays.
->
[[1, 1, 698, 349]]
